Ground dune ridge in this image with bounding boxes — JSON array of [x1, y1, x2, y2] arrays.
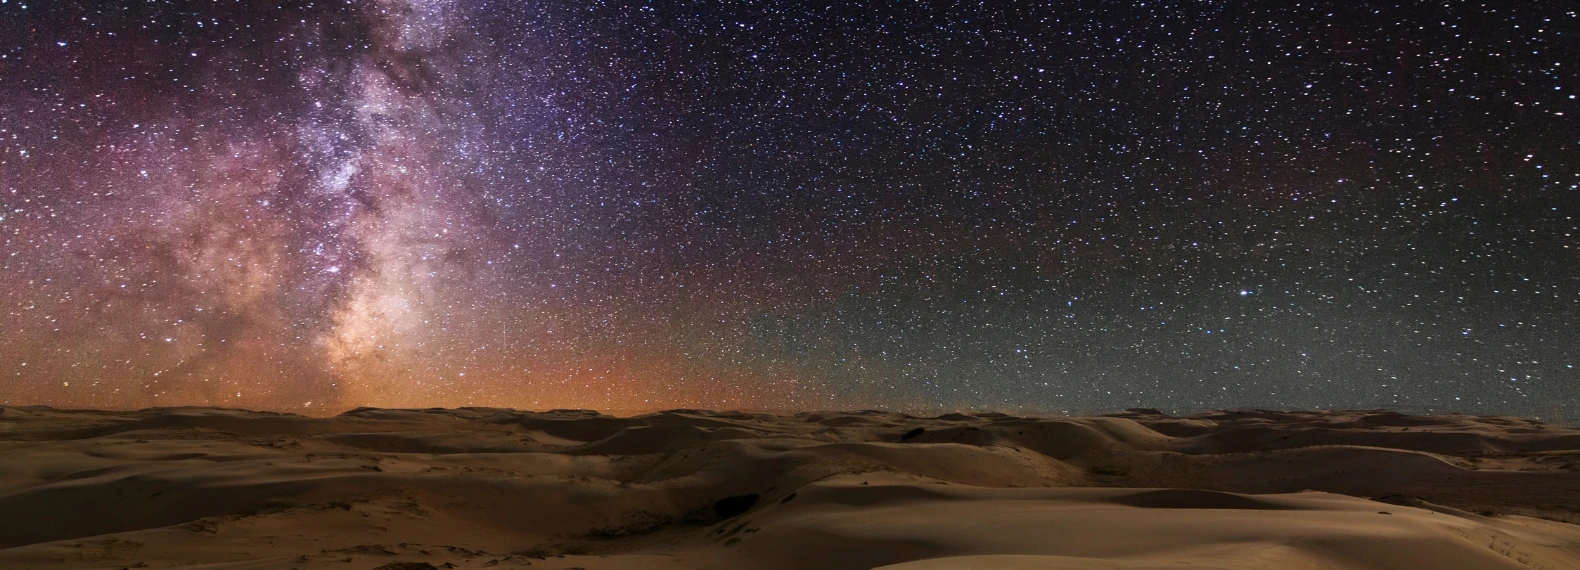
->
[[1, 406, 1577, 569]]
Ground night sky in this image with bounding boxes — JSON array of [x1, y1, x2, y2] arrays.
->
[[2, 1, 1576, 416]]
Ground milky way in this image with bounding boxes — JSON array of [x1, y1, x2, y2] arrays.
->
[[2, 2, 1577, 416]]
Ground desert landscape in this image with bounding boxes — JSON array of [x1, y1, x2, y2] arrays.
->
[[0, 406, 1577, 569], [6, 0, 1577, 568]]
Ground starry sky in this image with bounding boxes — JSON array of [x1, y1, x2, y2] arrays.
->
[[1, 1, 1576, 416]]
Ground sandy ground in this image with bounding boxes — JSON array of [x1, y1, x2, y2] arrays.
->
[[0, 406, 1577, 570]]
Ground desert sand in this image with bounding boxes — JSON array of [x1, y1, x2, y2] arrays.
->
[[0, 406, 1577, 570]]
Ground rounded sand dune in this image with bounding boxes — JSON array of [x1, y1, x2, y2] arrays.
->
[[1, 406, 1577, 569]]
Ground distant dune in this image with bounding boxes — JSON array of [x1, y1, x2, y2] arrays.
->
[[1, 406, 1577, 569]]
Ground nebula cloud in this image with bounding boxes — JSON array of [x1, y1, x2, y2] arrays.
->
[[2, 2, 1574, 415]]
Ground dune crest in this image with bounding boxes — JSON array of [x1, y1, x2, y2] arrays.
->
[[1, 406, 1577, 569]]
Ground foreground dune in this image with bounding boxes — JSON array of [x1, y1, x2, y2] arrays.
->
[[0, 406, 1576, 569]]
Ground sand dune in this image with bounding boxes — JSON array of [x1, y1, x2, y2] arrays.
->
[[1, 406, 1577, 569]]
